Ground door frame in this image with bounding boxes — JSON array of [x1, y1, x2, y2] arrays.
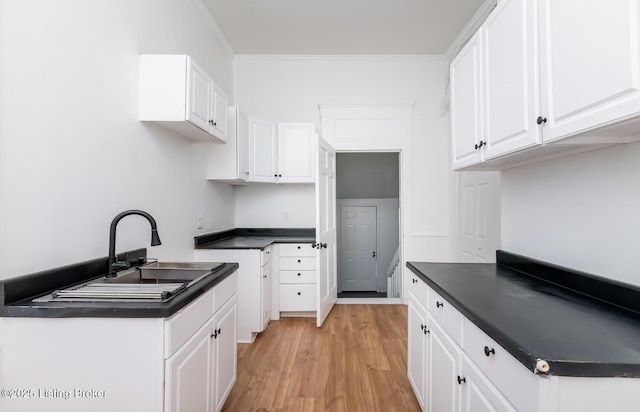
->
[[335, 150, 403, 299]]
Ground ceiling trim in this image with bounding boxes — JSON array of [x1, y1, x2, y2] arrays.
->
[[444, 0, 497, 62], [234, 54, 447, 62], [190, 0, 235, 57]]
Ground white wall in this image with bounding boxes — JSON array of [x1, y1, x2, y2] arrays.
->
[[233, 56, 453, 263], [0, 0, 236, 278], [501, 142, 640, 286], [234, 184, 315, 228]]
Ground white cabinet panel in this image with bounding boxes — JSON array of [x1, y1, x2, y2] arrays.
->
[[408, 292, 429, 410], [482, 0, 540, 159], [429, 320, 462, 412], [165, 322, 212, 412], [451, 29, 484, 169], [461, 355, 517, 412], [277, 123, 316, 183], [212, 296, 237, 412], [207, 107, 250, 181], [279, 284, 316, 311], [540, 0, 640, 142], [248, 117, 278, 182]]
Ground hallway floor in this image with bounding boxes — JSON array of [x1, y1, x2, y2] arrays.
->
[[222, 304, 420, 412]]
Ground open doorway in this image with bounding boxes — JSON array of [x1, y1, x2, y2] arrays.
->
[[336, 152, 400, 300]]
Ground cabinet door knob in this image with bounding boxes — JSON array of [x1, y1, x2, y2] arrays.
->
[[457, 376, 466, 385], [297, 259, 301, 263], [474, 140, 485, 150], [297, 246, 301, 249], [297, 292, 301, 295], [536, 116, 547, 125], [297, 273, 301, 276], [484, 346, 496, 357], [436, 301, 444, 308]]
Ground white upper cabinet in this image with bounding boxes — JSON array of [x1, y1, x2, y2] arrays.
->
[[277, 123, 316, 183], [451, 30, 484, 169], [207, 107, 250, 182], [139, 54, 228, 143], [248, 117, 278, 182], [450, 0, 640, 170], [451, 0, 539, 170], [481, 0, 540, 160], [211, 119, 317, 184], [539, 0, 640, 142]]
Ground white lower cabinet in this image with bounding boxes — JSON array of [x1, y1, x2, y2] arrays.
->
[[166, 274, 239, 412], [408, 292, 429, 410], [429, 320, 462, 412], [408, 281, 527, 412], [165, 321, 213, 412], [195, 248, 271, 343], [0, 271, 238, 412], [461, 355, 516, 412], [276, 243, 317, 316], [408, 281, 640, 412], [212, 296, 238, 412]]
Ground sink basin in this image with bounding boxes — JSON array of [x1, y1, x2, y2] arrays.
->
[[103, 262, 225, 285], [31, 261, 226, 303]]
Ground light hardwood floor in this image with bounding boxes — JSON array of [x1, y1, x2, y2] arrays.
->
[[222, 304, 421, 412]]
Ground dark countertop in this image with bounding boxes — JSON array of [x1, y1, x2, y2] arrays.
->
[[407, 250, 640, 378], [195, 228, 315, 249], [0, 248, 239, 318]]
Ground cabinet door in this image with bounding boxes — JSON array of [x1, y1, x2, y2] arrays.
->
[[248, 117, 277, 182], [212, 297, 238, 412], [261, 261, 271, 329], [211, 84, 228, 141], [407, 293, 429, 410], [277, 123, 316, 183], [165, 322, 213, 412], [186, 57, 212, 133], [540, 0, 640, 142], [451, 29, 484, 170], [482, 0, 540, 160], [461, 356, 517, 412], [429, 320, 461, 412]]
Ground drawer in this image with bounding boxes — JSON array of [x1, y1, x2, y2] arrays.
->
[[463, 318, 541, 412], [261, 246, 272, 266], [279, 257, 316, 271], [214, 271, 237, 312], [428, 288, 463, 346], [279, 243, 315, 257], [279, 270, 316, 284], [279, 284, 316, 312], [164, 287, 214, 358], [408, 274, 429, 305]]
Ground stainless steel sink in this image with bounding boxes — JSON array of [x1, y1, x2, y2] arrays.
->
[[33, 261, 225, 303], [103, 262, 224, 285]]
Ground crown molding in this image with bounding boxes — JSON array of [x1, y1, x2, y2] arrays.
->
[[444, 0, 497, 62], [190, 0, 235, 57], [234, 54, 446, 63]]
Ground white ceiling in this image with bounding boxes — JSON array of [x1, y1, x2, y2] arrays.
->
[[202, 0, 489, 55]]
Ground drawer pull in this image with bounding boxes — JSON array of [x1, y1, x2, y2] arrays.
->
[[484, 346, 495, 357], [457, 376, 466, 385], [412, 278, 417, 284], [297, 246, 301, 249], [297, 273, 301, 276], [297, 259, 301, 263], [211, 328, 221, 339], [436, 301, 444, 308], [297, 292, 301, 296]]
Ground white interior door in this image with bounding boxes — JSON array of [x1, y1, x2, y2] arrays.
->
[[458, 171, 501, 262], [316, 135, 337, 327], [340, 206, 377, 291]]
